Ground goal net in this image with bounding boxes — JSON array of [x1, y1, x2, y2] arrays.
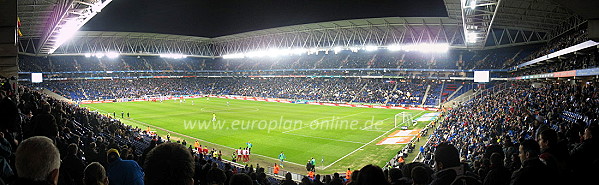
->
[[394, 112, 413, 129]]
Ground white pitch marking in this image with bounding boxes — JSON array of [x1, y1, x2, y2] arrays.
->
[[90, 107, 305, 167], [321, 111, 426, 169]]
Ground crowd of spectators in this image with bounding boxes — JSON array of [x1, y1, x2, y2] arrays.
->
[[509, 27, 593, 77], [19, 47, 535, 74], [418, 81, 598, 184], [8, 80, 599, 185], [35, 79, 210, 100], [0, 78, 496, 185], [31, 78, 464, 106], [5, 71, 599, 185], [1, 79, 297, 185], [513, 49, 598, 77], [512, 28, 588, 67], [18, 56, 211, 73]]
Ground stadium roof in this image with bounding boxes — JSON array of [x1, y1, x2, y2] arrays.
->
[[21, 17, 464, 57], [17, 0, 57, 38], [79, 0, 449, 38], [211, 17, 460, 42], [445, 0, 578, 33], [17, 0, 587, 56]]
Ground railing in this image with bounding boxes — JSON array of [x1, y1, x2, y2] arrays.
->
[[448, 82, 508, 107]]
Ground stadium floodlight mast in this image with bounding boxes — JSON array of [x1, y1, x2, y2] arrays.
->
[[221, 43, 450, 59]]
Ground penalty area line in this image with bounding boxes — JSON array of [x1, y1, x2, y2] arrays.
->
[[321, 111, 427, 170]]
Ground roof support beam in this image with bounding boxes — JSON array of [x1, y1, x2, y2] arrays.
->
[[460, 0, 502, 48], [36, 0, 113, 55]]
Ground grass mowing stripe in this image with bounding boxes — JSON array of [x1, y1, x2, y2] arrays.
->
[[124, 117, 306, 167], [81, 97, 430, 173]]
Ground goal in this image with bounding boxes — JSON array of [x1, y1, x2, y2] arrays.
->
[[394, 112, 413, 129]]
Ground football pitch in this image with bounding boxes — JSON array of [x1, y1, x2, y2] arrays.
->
[[81, 97, 432, 173]]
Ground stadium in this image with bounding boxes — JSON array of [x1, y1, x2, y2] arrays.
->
[[0, 0, 598, 184]]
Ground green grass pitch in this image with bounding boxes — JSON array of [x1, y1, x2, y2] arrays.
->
[[81, 97, 431, 173]]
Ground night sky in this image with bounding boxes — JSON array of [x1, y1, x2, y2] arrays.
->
[[81, 0, 447, 38]]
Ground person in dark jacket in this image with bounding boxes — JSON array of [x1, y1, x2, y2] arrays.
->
[[356, 164, 389, 185], [328, 173, 343, 185], [483, 153, 510, 185], [510, 139, 557, 185], [229, 173, 253, 185], [84, 142, 99, 163], [144, 143, 195, 185], [387, 168, 404, 185], [411, 166, 431, 185], [430, 142, 462, 185], [569, 125, 599, 184], [430, 142, 481, 185], [538, 129, 569, 177], [30, 102, 58, 140], [62, 144, 86, 185], [280, 172, 297, 185], [105, 149, 144, 185]]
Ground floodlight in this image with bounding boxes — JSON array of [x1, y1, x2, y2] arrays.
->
[[290, 48, 307, 55], [40, 0, 114, 54], [466, 32, 479, 43], [94, 53, 105, 58], [308, 48, 319, 55], [470, 0, 476, 9], [160, 54, 186, 59], [267, 49, 288, 57], [246, 50, 268, 58], [333, 47, 343, 54], [106, 52, 120, 59], [84, 53, 92, 57], [222, 53, 245, 59], [364, 45, 378, 51], [387, 45, 402, 51], [423, 43, 449, 53], [91, 4, 103, 12], [398, 43, 450, 53]]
